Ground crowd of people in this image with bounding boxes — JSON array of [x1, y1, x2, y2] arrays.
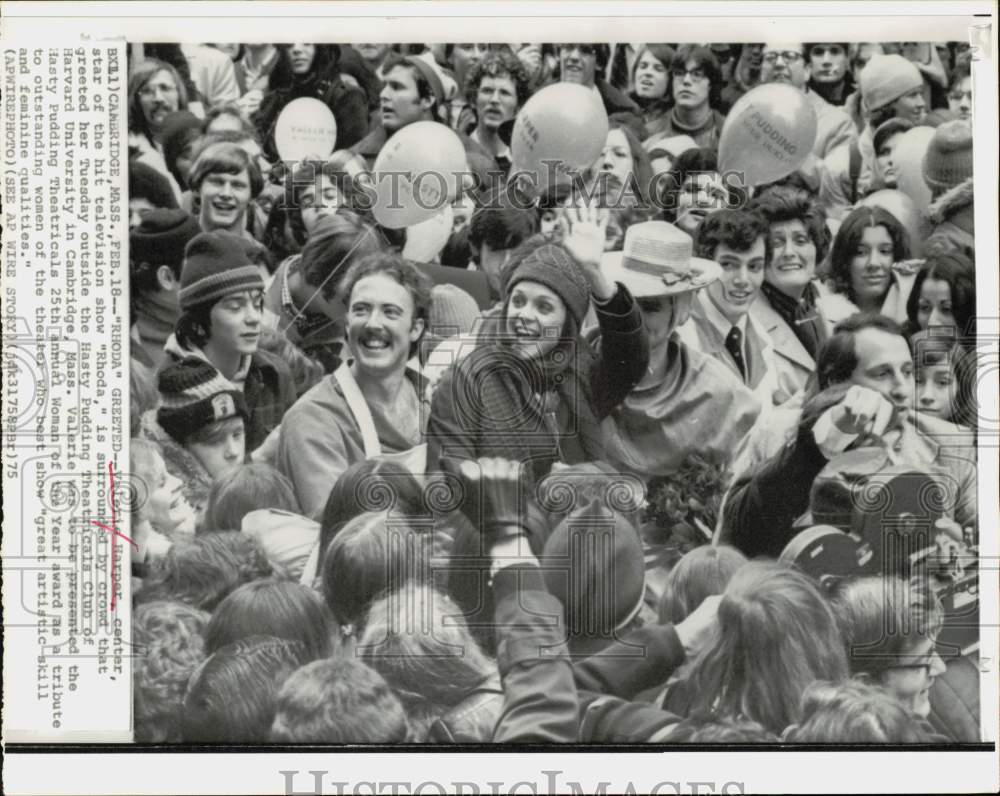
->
[[127, 40, 981, 744]]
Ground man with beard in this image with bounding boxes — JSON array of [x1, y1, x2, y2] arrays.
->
[[277, 254, 432, 519], [464, 51, 531, 174]]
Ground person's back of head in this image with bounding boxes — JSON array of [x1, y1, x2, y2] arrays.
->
[[684, 560, 848, 735], [786, 679, 932, 742], [467, 187, 538, 255], [661, 711, 780, 743], [357, 581, 497, 740], [658, 544, 748, 625], [321, 510, 435, 634], [269, 658, 411, 743], [204, 463, 301, 531], [134, 535, 241, 613], [183, 635, 309, 742], [133, 600, 210, 742], [204, 578, 333, 660]]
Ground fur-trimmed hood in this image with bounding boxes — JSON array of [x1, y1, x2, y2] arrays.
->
[[139, 410, 215, 524], [926, 177, 974, 229]]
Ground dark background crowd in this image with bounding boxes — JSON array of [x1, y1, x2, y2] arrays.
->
[[126, 40, 981, 745]]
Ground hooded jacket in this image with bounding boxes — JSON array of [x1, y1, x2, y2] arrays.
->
[[925, 178, 974, 257]]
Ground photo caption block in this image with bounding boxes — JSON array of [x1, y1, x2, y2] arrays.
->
[[2, 41, 131, 741]]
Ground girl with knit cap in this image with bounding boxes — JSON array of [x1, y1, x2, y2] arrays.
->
[[426, 202, 649, 485], [163, 229, 296, 453], [140, 358, 251, 526]]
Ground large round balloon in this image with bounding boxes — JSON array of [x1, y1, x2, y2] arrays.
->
[[891, 125, 937, 218], [274, 98, 338, 162], [718, 83, 818, 188], [510, 82, 608, 195], [860, 189, 929, 257], [371, 121, 467, 229]]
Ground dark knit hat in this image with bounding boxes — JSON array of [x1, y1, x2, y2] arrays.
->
[[922, 119, 974, 194], [129, 209, 202, 276], [504, 242, 592, 326], [129, 159, 179, 209], [541, 500, 646, 656], [179, 230, 265, 311], [156, 358, 248, 443]]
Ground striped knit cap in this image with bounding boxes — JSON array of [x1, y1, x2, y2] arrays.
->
[[179, 230, 265, 311], [156, 358, 249, 443]]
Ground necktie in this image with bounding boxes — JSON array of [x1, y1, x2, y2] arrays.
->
[[725, 326, 746, 382]]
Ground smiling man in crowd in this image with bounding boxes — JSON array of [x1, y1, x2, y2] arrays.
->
[[277, 253, 432, 519], [678, 209, 780, 411], [188, 140, 263, 239]]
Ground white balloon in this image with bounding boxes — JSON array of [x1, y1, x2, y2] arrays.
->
[[274, 98, 337, 162]]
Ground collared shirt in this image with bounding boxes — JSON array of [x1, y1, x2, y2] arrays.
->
[[701, 295, 749, 366]]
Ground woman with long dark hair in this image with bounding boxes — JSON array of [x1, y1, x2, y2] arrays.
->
[[252, 44, 370, 161]]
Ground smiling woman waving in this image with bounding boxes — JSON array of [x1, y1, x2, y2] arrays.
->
[[426, 200, 649, 486]]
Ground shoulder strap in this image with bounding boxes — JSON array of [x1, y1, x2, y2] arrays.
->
[[333, 363, 382, 459], [848, 140, 862, 204]]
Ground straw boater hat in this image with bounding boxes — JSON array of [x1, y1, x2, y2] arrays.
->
[[600, 221, 721, 297]]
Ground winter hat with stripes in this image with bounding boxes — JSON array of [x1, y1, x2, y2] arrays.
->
[[179, 230, 265, 311], [156, 358, 249, 443]]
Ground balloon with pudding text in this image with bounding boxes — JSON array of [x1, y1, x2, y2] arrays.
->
[[371, 121, 467, 229], [718, 83, 818, 188], [274, 98, 338, 162], [509, 82, 609, 199]]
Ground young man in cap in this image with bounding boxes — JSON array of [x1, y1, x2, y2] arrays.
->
[[676, 209, 781, 412], [758, 41, 858, 194], [140, 357, 251, 524], [164, 230, 296, 454], [277, 253, 432, 519], [722, 313, 976, 559], [130, 208, 203, 368], [820, 53, 927, 220], [598, 220, 761, 477]]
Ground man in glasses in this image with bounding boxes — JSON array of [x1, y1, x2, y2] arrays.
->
[[759, 41, 857, 195], [558, 43, 639, 116]]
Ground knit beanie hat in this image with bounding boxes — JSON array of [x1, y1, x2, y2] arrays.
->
[[922, 119, 974, 194], [859, 54, 924, 113], [129, 159, 179, 209], [541, 501, 646, 656], [179, 230, 265, 311], [130, 209, 202, 276], [429, 283, 480, 337], [156, 358, 249, 443], [504, 243, 592, 326]]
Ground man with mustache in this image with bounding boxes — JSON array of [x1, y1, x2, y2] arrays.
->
[[277, 254, 432, 519], [465, 50, 530, 173]]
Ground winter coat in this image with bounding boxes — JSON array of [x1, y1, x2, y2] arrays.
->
[[426, 284, 648, 486], [253, 72, 370, 161], [600, 334, 761, 478], [426, 674, 504, 743], [925, 178, 974, 258]]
